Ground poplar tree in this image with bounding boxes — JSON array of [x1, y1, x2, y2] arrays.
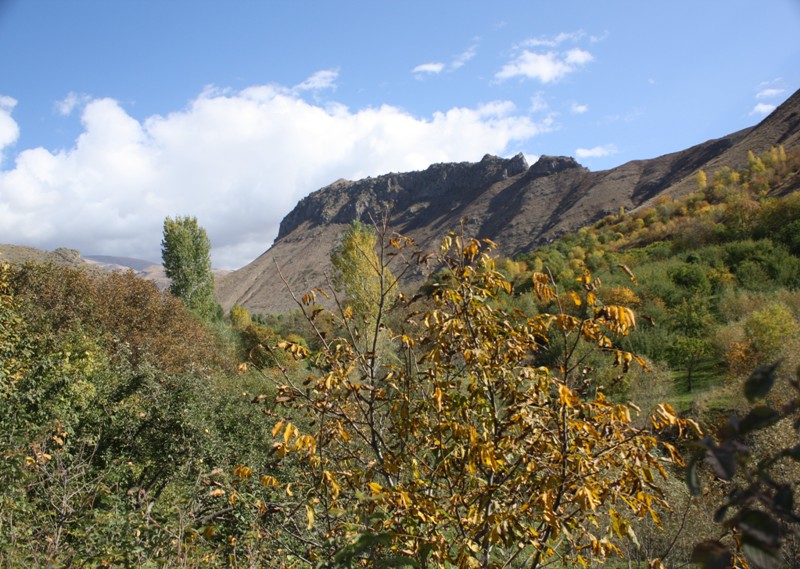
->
[[161, 216, 217, 319]]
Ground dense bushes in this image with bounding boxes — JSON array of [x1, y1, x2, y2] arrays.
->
[[0, 263, 276, 566]]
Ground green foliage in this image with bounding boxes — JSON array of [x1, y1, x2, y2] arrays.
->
[[229, 303, 252, 328], [161, 215, 218, 319], [330, 220, 397, 328], [0, 262, 279, 566], [744, 301, 800, 363]]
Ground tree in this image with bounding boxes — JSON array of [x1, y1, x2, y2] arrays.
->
[[251, 230, 699, 568], [330, 221, 395, 326], [161, 216, 217, 319]]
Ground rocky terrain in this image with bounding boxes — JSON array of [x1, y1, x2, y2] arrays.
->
[[216, 89, 800, 315]]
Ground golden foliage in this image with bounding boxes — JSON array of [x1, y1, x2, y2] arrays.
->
[[253, 230, 698, 567]]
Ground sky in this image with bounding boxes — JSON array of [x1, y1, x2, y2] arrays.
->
[[0, 1, 798, 269]]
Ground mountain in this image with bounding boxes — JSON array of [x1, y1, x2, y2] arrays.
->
[[216, 88, 800, 315], [83, 255, 161, 273]]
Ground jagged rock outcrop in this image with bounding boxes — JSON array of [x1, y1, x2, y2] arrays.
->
[[217, 89, 800, 315]]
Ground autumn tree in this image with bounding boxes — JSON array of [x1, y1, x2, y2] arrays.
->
[[250, 229, 699, 568], [161, 215, 218, 319]]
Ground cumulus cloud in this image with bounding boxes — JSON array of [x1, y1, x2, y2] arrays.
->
[[0, 82, 548, 268], [496, 47, 593, 83], [575, 144, 618, 159], [750, 102, 776, 116], [570, 102, 588, 114]]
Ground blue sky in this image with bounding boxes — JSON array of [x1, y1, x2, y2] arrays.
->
[[0, 1, 798, 268]]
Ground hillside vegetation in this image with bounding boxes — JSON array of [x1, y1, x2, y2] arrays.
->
[[1, 148, 799, 567]]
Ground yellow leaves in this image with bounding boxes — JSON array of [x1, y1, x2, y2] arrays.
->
[[594, 305, 637, 335], [568, 290, 582, 306], [323, 470, 341, 499], [480, 446, 500, 471], [300, 288, 329, 306], [276, 340, 309, 360], [270, 422, 318, 459], [440, 234, 453, 255], [232, 464, 252, 480], [556, 314, 580, 332], [433, 386, 443, 412], [531, 272, 556, 302], [305, 504, 315, 530], [575, 486, 600, 511], [208, 488, 226, 498], [614, 350, 634, 372], [368, 481, 383, 494], [558, 383, 580, 408], [260, 475, 279, 488], [650, 403, 702, 437], [462, 239, 480, 262], [283, 422, 297, 445]]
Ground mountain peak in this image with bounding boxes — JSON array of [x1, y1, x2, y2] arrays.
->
[[529, 155, 584, 176]]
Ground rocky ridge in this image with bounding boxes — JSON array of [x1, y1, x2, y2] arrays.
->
[[216, 88, 800, 315]]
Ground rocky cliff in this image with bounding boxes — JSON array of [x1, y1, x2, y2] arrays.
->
[[216, 89, 800, 315]]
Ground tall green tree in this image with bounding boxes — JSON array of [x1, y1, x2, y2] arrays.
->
[[161, 216, 217, 319]]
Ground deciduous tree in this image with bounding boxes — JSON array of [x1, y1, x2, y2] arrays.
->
[[161, 216, 218, 319], [252, 230, 699, 568]]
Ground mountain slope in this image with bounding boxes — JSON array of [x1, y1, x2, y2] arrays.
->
[[217, 89, 800, 315]]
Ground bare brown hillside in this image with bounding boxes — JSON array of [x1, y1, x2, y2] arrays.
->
[[216, 89, 800, 315]]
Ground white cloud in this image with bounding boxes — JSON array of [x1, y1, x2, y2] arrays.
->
[[522, 31, 585, 48], [0, 86, 548, 269], [575, 144, 618, 159], [495, 47, 593, 83], [293, 69, 338, 91], [451, 45, 478, 70], [0, 96, 20, 166], [55, 92, 91, 116], [570, 102, 588, 114], [756, 88, 785, 99], [750, 102, 776, 116], [412, 62, 445, 75], [565, 48, 593, 65], [414, 43, 479, 77]]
